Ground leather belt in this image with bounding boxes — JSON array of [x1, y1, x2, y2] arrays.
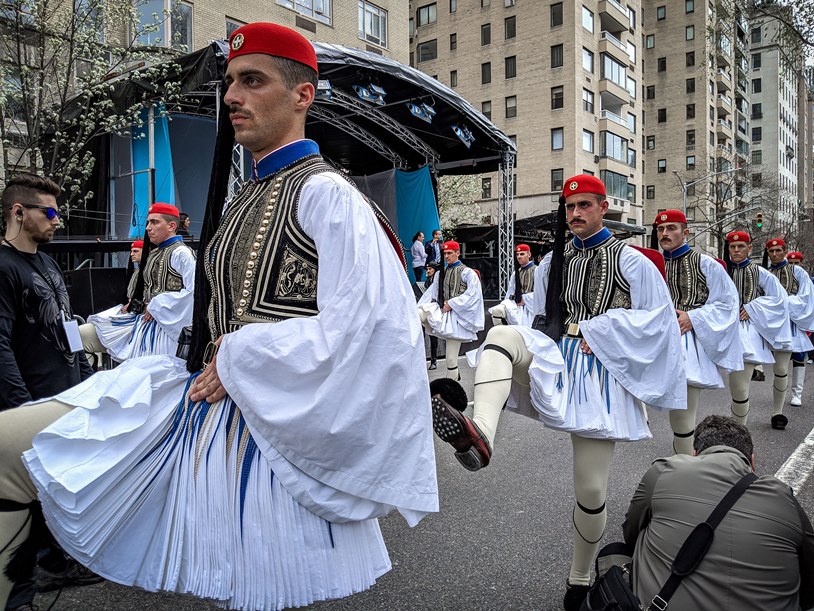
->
[[565, 322, 583, 338]]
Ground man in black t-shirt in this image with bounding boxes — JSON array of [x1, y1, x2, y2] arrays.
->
[[0, 173, 98, 610]]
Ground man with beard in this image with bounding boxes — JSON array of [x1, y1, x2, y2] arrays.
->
[[765, 239, 814, 418], [725, 231, 792, 428], [655, 210, 742, 454], [0, 173, 99, 610]]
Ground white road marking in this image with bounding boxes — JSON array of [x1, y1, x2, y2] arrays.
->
[[774, 425, 814, 494]]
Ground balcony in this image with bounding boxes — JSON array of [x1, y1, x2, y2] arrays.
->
[[598, 155, 630, 177], [716, 68, 732, 92], [599, 31, 629, 63], [598, 78, 629, 106], [716, 94, 732, 116], [599, 108, 629, 131], [598, 0, 630, 32], [716, 118, 733, 139], [716, 143, 733, 157], [717, 39, 732, 67]]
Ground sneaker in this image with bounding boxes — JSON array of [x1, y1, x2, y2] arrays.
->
[[790, 396, 802, 407], [562, 580, 591, 611], [34, 561, 104, 593], [428, 361, 437, 370], [771, 414, 788, 430]]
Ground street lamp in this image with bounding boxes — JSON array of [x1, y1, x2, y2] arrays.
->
[[672, 166, 743, 216]]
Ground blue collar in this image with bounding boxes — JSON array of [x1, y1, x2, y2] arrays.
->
[[770, 260, 788, 270], [730, 258, 751, 269], [663, 242, 691, 260], [572, 227, 612, 250], [521, 261, 535, 269], [158, 235, 183, 249], [446, 261, 462, 268], [253, 140, 320, 181]]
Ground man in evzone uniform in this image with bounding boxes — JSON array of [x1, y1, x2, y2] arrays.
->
[[417, 240, 484, 379], [488, 243, 536, 327], [0, 23, 438, 611], [785, 250, 812, 406], [79, 203, 196, 362], [430, 175, 685, 610], [725, 231, 792, 429], [654, 210, 743, 454], [766, 239, 814, 417]]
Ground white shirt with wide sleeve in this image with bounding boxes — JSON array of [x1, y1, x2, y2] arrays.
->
[[740, 266, 792, 362], [145, 244, 196, 342], [417, 266, 485, 341], [787, 264, 814, 352]]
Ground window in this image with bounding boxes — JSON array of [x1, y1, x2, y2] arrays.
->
[[226, 18, 244, 38], [450, 33, 457, 50], [627, 112, 636, 133], [658, 108, 667, 122], [417, 39, 437, 62], [685, 25, 694, 40], [360, 1, 387, 46], [481, 23, 491, 45], [601, 131, 628, 162], [481, 62, 491, 83], [686, 51, 695, 67], [583, 129, 594, 152], [752, 127, 762, 142], [752, 78, 761, 93], [600, 170, 629, 200], [551, 85, 564, 109], [450, 0, 456, 11], [686, 155, 696, 170], [582, 89, 594, 113], [551, 44, 563, 68], [627, 76, 637, 99], [450, 70, 457, 87], [656, 5, 666, 20], [657, 159, 667, 173], [686, 78, 695, 93], [504, 15, 516, 39], [686, 129, 695, 146], [752, 102, 762, 119], [751, 27, 761, 44], [582, 6, 593, 32], [686, 103, 695, 119], [552, 169, 564, 192], [137, 0, 193, 49], [645, 34, 655, 49], [416, 3, 436, 26], [505, 95, 517, 118], [685, 0, 694, 12], [646, 135, 655, 149], [551, 127, 564, 150], [646, 185, 655, 199], [646, 85, 655, 99], [657, 57, 666, 72], [627, 148, 637, 168], [275, 0, 331, 25], [482, 177, 492, 199], [752, 173, 762, 187], [601, 54, 626, 88], [752, 53, 761, 69], [752, 149, 762, 164], [550, 2, 563, 27], [505, 55, 517, 79], [481, 0, 489, 5], [583, 48, 594, 73], [481, 100, 492, 119]]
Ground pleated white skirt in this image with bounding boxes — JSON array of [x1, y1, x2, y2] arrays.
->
[[417, 302, 479, 341], [24, 356, 391, 610], [89, 309, 179, 362], [682, 330, 725, 389], [738, 320, 775, 365]]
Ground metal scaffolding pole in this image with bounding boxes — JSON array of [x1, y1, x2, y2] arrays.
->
[[498, 150, 515, 295]]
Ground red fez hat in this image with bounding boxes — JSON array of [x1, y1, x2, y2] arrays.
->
[[148, 203, 180, 218], [562, 174, 606, 199], [515, 244, 531, 253], [766, 238, 786, 248], [228, 23, 318, 72], [442, 240, 460, 252], [131, 240, 144, 249], [726, 231, 751, 244], [787, 251, 804, 261], [654, 209, 687, 225]]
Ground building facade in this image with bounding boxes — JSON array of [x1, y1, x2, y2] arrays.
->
[[408, 0, 645, 227]]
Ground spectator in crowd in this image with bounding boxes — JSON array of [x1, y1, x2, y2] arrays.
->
[[411, 231, 426, 281], [425, 229, 442, 266], [423, 262, 441, 369], [178, 212, 192, 239], [623, 415, 814, 611]]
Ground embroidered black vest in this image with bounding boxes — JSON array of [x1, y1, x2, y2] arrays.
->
[[514, 264, 535, 299], [728, 261, 764, 306], [443, 264, 468, 300], [770, 263, 798, 295], [561, 235, 631, 326], [142, 240, 190, 301], [664, 249, 709, 311], [126, 270, 139, 300]]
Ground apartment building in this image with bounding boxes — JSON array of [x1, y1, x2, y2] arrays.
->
[[802, 66, 814, 220], [408, 0, 644, 226], [642, 0, 751, 254]]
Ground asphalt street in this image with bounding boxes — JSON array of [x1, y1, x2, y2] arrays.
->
[[37, 359, 814, 611]]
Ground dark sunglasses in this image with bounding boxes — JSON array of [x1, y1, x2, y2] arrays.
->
[[22, 203, 61, 221]]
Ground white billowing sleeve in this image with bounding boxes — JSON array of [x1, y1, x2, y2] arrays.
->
[[504, 272, 516, 301], [145, 246, 196, 341], [789, 265, 814, 331], [745, 267, 793, 350], [687, 255, 743, 371], [447, 267, 485, 332], [579, 247, 687, 410], [417, 271, 438, 305], [216, 172, 439, 526]]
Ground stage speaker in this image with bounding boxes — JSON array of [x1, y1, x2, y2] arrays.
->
[[64, 268, 128, 320]]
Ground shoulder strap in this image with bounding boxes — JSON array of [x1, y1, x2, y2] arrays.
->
[[649, 472, 758, 611]]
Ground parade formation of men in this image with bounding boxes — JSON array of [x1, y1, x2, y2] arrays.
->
[[1, 20, 813, 611]]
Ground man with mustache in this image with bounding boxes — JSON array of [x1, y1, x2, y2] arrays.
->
[[725, 231, 792, 428], [654, 210, 743, 454], [0, 23, 438, 611], [430, 174, 685, 610], [488, 243, 537, 327]]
